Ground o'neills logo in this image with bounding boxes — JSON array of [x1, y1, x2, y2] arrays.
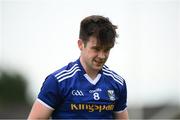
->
[[71, 104, 114, 112]]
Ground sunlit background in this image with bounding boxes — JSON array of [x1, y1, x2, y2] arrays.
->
[[0, 0, 180, 119]]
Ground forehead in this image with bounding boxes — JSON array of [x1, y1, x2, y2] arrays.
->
[[87, 36, 97, 46], [87, 36, 113, 49]]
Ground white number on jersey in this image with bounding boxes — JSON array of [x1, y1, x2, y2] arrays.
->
[[93, 92, 100, 100]]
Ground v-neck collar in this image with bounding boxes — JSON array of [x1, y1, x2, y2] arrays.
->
[[84, 73, 101, 85]]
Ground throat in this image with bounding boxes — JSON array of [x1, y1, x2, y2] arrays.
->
[[87, 72, 98, 80], [80, 57, 100, 80]]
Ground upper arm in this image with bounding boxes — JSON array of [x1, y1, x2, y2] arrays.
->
[[28, 75, 60, 119], [114, 109, 128, 120], [113, 80, 128, 119], [28, 100, 53, 119], [114, 80, 128, 111]]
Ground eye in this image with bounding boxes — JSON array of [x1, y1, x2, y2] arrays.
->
[[104, 48, 111, 52], [92, 47, 101, 51]]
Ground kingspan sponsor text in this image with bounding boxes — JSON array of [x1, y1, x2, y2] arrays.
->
[[71, 103, 114, 112]]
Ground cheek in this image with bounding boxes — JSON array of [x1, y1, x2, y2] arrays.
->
[[106, 52, 110, 57], [86, 50, 98, 57], [92, 52, 99, 58], [82, 50, 95, 59], [106, 51, 110, 57]]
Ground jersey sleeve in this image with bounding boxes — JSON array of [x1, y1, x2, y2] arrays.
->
[[114, 80, 127, 112], [38, 74, 60, 110]]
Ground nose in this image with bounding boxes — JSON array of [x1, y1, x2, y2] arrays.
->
[[98, 51, 106, 59]]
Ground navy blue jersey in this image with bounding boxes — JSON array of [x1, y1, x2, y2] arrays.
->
[[38, 59, 127, 119]]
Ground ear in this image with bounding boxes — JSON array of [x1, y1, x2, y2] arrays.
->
[[78, 39, 84, 51]]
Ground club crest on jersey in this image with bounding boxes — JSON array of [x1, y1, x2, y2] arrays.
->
[[107, 90, 115, 101]]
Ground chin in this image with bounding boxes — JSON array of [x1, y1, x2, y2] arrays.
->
[[92, 62, 104, 70], [93, 66, 103, 71]]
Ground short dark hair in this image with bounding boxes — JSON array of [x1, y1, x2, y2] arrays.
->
[[79, 15, 118, 48]]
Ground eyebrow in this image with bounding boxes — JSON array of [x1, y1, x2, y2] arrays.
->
[[91, 45, 112, 51], [91, 46, 100, 49]]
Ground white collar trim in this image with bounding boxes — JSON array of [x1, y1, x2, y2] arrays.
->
[[84, 74, 101, 85]]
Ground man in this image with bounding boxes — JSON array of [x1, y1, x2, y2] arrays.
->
[[28, 15, 128, 119]]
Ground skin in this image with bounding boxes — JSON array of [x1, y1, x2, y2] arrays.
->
[[28, 36, 128, 120], [114, 109, 129, 120], [28, 100, 53, 119], [78, 36, 111, 79]]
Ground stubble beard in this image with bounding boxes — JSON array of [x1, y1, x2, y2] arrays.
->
[[92, 58, 107, 70]]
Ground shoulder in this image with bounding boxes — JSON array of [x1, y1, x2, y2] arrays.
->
[[102, 65, 125, 86], [51, 61, 81, 83]]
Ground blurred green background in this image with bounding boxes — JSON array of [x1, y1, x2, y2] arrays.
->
[[0, 69, 31, 118]]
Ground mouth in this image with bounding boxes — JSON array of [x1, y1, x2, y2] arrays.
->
[[94, 59, 105, 66]]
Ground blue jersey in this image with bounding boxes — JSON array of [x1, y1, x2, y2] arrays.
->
[[38, 59, 127, 119]]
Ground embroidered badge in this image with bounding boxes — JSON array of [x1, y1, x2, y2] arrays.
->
[[107, 90, 115, 101]]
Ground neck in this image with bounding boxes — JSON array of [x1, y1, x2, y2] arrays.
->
[[80, 57, 99, 80]]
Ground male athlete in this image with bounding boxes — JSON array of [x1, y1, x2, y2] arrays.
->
[[28, 15, 128, 119]]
